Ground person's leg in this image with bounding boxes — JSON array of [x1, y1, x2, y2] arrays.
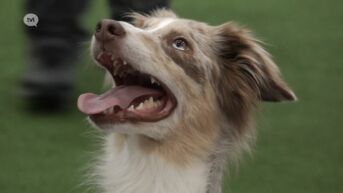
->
[[108, 0, 170, 21], [21, 0, 90, 111]]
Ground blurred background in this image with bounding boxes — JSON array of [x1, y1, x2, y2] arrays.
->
[[0, 0, 342, 193]]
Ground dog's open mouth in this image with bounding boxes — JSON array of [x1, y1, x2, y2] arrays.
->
[[77, 52, 177, 124]]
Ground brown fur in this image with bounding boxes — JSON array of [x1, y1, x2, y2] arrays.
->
[[88, 9, 296, 193], [138, 84, 221, 165], [120, 9, 296, 165], [212, 22, 296, 134], [161, 30, 205, 83]]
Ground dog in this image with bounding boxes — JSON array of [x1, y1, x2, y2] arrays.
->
[[77, 9, 296, 193]]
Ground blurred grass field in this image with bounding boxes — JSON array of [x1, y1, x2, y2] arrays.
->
[[0, 0, 342, 193]]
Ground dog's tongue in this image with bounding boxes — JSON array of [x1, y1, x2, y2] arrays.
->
[[77, 86, 162, 115]]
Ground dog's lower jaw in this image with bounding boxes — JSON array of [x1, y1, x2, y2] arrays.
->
[[94, 132, 236, 193]]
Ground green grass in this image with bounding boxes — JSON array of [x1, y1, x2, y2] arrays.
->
[[0, 0, 342, 193]]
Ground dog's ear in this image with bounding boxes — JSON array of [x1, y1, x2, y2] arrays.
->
[[214, 22, 296, 102]]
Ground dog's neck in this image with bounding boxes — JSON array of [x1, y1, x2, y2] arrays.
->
[[98, 133, 229, 193]]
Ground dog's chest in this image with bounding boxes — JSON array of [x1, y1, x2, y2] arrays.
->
[[100, 135, 209, 193]]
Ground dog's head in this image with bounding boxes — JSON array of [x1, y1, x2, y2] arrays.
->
[[77, 9, 296, 139]]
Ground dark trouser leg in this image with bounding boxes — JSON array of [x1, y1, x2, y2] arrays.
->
[[108, 0, 170, 21], [22, 0, 89, 111]]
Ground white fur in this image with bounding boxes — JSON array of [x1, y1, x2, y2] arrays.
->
[[90, 20, 198, 139], [86, 12, 295, 193], [146, 19, 175, 32], [119, 19, 175, 33], [97, 134, 209, 193], [90, 20, 211, 192]]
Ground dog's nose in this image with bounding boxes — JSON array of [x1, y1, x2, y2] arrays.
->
[[95, 19, 126, 41]]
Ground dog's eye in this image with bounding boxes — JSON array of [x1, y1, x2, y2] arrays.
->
[[172, 38, 187, 51]]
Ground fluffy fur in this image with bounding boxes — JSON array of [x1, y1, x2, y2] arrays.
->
[[85, 9, 296, 193]]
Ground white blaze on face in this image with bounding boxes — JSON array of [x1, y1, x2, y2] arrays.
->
[[146, 19, 175, 32], [119, 18, 175, 34]]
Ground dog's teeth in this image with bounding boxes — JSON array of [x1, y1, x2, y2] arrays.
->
[[149, 97, 154, 103], [136, 102, 144, 110], [151, 102, 157, 108], [143, 99, 149, 107], [143, 97, 153, 108], [153, 100, 161, 108], [153, 78, 161, 85], [148, 97, 160, 108], [150, 77, 156, 84], [123, 60, 127, 65], [134, 98, 160, 110], [128, 105, 135, 111], [150, 77, 160, 85]]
